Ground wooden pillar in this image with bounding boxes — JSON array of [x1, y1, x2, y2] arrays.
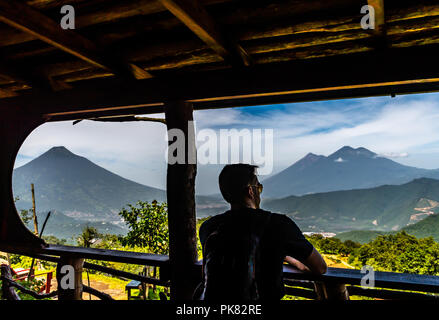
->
[[164, 100, 199, 300], [56, 256, 84, 300], [314, 281, 350, 300]]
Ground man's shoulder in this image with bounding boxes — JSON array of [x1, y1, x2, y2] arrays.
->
[[200, 212, 228, 228], [200, 209, 295, 231], [258, 209, 293, 224], [259, 210, 303, 235], [199, 212, 229, 233]]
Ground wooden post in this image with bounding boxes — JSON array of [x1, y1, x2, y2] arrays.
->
[[164, 100, 199, 300], [56, 256, 84, 300], [28, 183, 42, 279], [314, 281, 350, 300], [1, 264, 20, 300], [31, 183, 39, 236]]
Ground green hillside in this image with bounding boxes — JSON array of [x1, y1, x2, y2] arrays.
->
[[263, 146, 439, 198], [25, 211, 127, 244], [335, 230, 392, 244], [13, 147, 227, 222], [336, 213, 439, 243], [263, 178, 439, 233], [402, 214, 439, 241]]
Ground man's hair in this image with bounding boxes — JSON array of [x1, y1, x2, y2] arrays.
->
[[219, 164, 258, 204]]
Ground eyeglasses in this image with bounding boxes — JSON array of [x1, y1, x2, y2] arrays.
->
[[249, 183, 263, 194]]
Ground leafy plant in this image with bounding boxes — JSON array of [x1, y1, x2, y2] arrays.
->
[[119, 200, 169, 255], [77, 226, 102, 248]]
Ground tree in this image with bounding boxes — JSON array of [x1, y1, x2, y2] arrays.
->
[[119, 200, 169, 255], [78, 226, 101, 248], [14, 196, 33, 225], [42, 235, 67, 245], [348, 231, 439, 275]]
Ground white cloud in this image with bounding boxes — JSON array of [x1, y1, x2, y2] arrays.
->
[[15, 93, 439, 194], [377, 152, 409, 159], [334, 157, 346, 163], [16, 117, 169, 189]]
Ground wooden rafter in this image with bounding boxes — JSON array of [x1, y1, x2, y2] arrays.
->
[[72, 116, 166, 125], [368, 0, 386, 37], [0, 88, 17, 98], [2, 44, 439, 119], [0, 0, 152, 80], [0, 60, 55, 91], [158, 0, 252, 66]]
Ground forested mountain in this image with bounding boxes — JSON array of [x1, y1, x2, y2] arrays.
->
[[13, 146, 167, 221], [12, 147, 227, 240], [263, 177, 439, 233], [262, 146, 439, 198]]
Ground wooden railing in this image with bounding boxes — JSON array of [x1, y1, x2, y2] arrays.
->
[[1, 243, 439, 300], [282, 265, 439, 300]]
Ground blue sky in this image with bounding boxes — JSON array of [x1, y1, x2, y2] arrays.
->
[[15, 91, 439, 195]]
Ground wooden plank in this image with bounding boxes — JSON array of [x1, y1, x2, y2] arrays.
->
[[0, 88, 17, 98], [5, 251, 171, 286], [0, 0, 232, 48], [1, 44, 439, 117], [0, 61, 52, 91], [158, 0, 252, 66], [284, 286, 317, 299], [0, 0, 152, 80], [0, 243, 169, 266], [0, 264, 21, 300], [368, 0, 386, 36], [83, 285, 113, 300], [283, 265, 439, 293], [347, 285, 439, 300], [314, 281, 349, 300]]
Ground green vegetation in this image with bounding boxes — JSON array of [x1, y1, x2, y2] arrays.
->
[[119, 200, 169, 255], [348, 232, 439, 275], [335, 230, 391, 244], [336, 213, 439, 244], [263, 178, 439, 232], [307, 234, 361, 257], [7, 199, 439, 300], [307, 231, 439, 276], [402, 214, 439, 242]]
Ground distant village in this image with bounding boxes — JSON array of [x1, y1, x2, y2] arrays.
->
[[303, 232, 336, 238]]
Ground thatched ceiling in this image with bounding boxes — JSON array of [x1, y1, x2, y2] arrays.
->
[[0, 0, 439, 120]]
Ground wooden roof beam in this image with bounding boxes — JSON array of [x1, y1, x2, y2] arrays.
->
[[158, 0, 252, 66], [0, 60, 66, 92], [368, 0, 387, 41], [0, 0, 151, 80], [0, 88, 17, 98], [2, 44, 439, 118]]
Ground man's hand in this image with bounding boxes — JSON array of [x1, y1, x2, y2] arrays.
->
[[284, 256, 311, 272]]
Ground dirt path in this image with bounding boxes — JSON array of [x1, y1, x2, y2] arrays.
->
[[51, 276, 127, 300]]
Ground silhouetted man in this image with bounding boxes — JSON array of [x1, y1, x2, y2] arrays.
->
[[198, 164, 327, 300]]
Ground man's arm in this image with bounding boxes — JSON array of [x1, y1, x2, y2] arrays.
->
[[284, 256, 310, 272], [302, 247, 327, 274], [277, 214, 327, 274], [285, 248, 327, 274]]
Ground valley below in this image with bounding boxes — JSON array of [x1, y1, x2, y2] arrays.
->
[[12, 146, 439, 243]]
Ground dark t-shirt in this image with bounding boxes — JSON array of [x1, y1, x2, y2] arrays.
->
[[199, 207, 314, 300]]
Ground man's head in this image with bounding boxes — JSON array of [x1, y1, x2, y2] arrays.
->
[[219, 164, 263, 209]]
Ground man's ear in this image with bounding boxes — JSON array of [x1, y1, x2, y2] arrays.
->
[[247, 185, 255, 199]]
